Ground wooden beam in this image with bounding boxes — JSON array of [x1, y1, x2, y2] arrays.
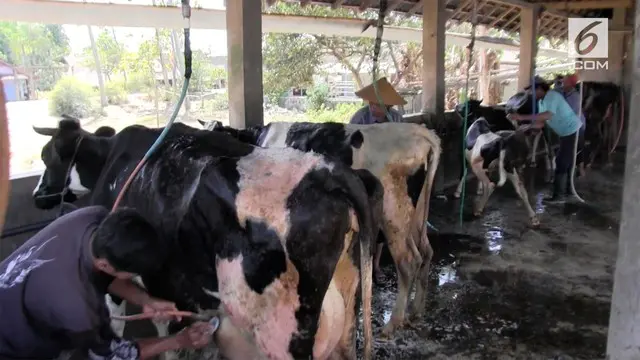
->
[[405, 0, 424, 17], [489, 6, 515, 27], [447, 0, 474, 20], [539, 0, 632, 10]]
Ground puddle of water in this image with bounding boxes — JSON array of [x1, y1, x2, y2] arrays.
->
[[484, 228, 503, 254], [438, 262, 458, 286]]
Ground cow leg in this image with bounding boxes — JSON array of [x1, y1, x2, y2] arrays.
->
[[476, 178, 484, 196], [453, 150, 472, 198], [507, 169, 539, 226], [470, 160, 494, 216], [407, 230, 433, 322], [380, 187, 420, 337]]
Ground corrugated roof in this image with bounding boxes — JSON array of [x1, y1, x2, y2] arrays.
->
[[267, 0, 627, 39]]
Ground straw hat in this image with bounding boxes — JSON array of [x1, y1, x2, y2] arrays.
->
[[355, 77, 407, 106]]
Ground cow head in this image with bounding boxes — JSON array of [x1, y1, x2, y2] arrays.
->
[[455, 99, 483, 119], [503, 130, 531, 171], [199, 120, 264, 146], [32, 116, 115, 210]]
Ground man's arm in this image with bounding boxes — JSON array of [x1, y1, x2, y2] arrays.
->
[[80, 322, 213, 360], [512, 111, 553, 122], [108, 278, 151, 307]]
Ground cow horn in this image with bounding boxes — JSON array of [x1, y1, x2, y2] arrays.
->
[[202, 287, 220, 299]]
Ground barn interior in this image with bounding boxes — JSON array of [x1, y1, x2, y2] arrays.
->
[[1, 0, 639, 359]]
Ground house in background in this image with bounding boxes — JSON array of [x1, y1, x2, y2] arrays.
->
[[0, 60, 30, 102]]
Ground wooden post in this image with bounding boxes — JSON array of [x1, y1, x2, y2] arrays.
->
[[226, 0, 263, 128], [421, 0, 446, 116], [518, 6, 537, 90], [606, 1, 640, 358]]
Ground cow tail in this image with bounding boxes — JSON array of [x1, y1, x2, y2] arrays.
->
[[498, 148, 507, 187], [334, 168, 380, 360]]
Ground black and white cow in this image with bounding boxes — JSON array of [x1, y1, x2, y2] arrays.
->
[[32, 119, 381, 360], [455, 98, 554, 175], [452, 116, 539, 226], [454, 100, 540, 226], [199, 119, 441, 336]]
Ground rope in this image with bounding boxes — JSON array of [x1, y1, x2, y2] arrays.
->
[[111, 0, 193, 211], [458, 0, 478, 227], [569, 82, 585, 203]]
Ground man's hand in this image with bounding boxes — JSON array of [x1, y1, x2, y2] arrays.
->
[[506, 113, 520, 121], [142, 298, 181, 322], [177, 322, 214, 349]]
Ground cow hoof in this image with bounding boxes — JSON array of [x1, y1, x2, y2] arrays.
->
[[381, 321, 401, 338], [453, 192, 461, 199], [473, 211, 482, 217], [530, 216, 540, 227]]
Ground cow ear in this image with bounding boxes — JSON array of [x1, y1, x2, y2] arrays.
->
[[348, 130, 364, 149], [33, 126, 57, 136], [213, 121, 223, 129], [197, 119, 206, 126], [94, 126, 116, 137], [477, 98, 483, 105]]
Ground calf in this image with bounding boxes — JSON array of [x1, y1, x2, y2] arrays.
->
[[453, 117, 539, 226], [199, 119, 441, 337], [32, 119, 380, 360], [456, 98, 554, 182]]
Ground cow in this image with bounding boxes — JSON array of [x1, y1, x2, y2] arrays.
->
[[31, 118, 381, 360], [455, 98, 555, 183], [580, 81, 623, 167], [451, 116, 540, 226], [198, 119, 442, 337]]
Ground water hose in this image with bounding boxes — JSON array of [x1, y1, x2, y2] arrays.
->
[[111, 0, 192, 211], [458, 0, 478, 227], [569, 82, 585, 203], [609, 88, 625, 155]]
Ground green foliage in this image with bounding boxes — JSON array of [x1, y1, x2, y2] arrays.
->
[[209, 92, 229, 111], [0, 22, 70, 91], [263, 33, 322, 102], [49, 77, 94, 118], [190, 50, 228, 93], [82, 29, 125, 81], [105, 81, 128, 105], [306, 102, 362, 123], [307, 82, 330, 111]]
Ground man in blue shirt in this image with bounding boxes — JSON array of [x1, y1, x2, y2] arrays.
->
[[508, 76, 582, 203], [349, 77, 405, 283]]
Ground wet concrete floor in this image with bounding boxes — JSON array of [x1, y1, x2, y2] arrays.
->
[[363, 161, 623, 359]]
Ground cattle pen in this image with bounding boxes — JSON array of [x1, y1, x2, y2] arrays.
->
[[0, 0, 639, 359]]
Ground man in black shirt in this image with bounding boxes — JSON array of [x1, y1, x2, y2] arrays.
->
[[0, 206, 213, 359]]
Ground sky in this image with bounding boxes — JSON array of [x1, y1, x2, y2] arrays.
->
[[59, 0, 228, 56]]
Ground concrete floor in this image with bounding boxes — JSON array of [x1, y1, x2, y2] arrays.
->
[[363, 160, 622, 359]]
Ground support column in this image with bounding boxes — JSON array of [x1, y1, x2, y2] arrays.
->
[[421, 0, 446, 116], [608, 8, 627, 84], [518, 6, 538, 90], [226, 0, 263, 128], [606, 1, 640, 358]]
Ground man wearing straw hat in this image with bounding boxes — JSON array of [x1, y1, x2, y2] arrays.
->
[[349, 77, 407, 125], [349, 77, 406, 283]]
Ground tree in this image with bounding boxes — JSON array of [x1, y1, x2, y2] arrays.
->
[[0, 22, 70, 92], [82, 29, 125, 82], [87, 25, 107, 108], [263, 33, 322, 102], [263, 2, 424, 97]]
